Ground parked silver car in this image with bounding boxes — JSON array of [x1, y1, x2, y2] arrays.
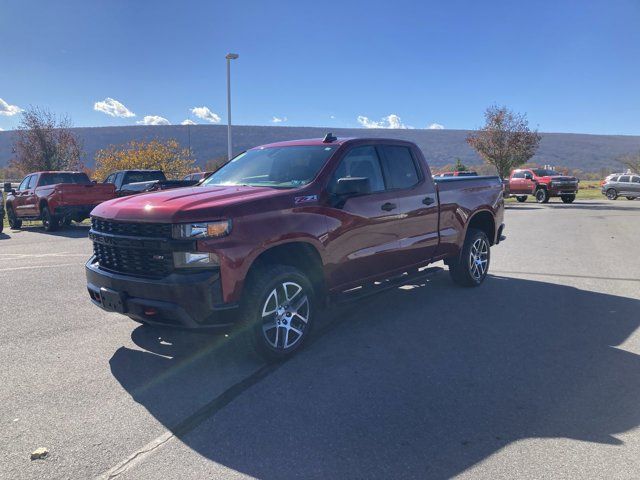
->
[[602, 174, 640, 200]]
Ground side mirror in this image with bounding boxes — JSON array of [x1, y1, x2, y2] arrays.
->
[[334, 177, 371, 197], [3, 182, 14, 194]]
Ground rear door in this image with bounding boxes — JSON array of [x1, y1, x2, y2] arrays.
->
[[618, 175, 631, 195], [630, 176, 640, 196], [378, 144, 439, 268]]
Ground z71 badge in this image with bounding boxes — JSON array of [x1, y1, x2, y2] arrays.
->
[[294, 195, 318, 205]]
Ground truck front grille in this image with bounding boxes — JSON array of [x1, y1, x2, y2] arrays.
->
[[92, 218, 172, 238], [93, 243, 173, 278]]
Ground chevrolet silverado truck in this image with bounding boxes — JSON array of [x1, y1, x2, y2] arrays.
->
[[103, 169, 198, 196], [86, 136, 505, 359], [505, 168, 579, 203], [6, 171, 116, 231]]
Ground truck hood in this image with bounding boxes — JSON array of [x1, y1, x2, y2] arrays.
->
[[90, 185, 285, 223]]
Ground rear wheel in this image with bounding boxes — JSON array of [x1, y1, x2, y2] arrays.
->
[[448, 228, 491, 287], [516, 196, 527, 203], [42, 206, 59, 232], [561, 194, 576, 203], [239, 265, 315, 361], [535, 188, 549, 203], [7, 206, 22, 229], [606, 189, 618, 200]]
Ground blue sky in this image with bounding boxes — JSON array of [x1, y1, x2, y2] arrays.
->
[[0, 0, 638, 134]]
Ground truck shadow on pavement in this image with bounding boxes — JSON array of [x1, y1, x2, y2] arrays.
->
[[109, 274, 640, 479]]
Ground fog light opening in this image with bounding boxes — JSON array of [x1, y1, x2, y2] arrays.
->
[[144, 308, 158, 316]]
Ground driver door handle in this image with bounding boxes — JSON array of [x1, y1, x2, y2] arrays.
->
[[381, 202, 397, 211], [422, 196, 435, 205]]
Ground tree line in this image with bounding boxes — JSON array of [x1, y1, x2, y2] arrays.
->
[[2, 105, 638, 181]]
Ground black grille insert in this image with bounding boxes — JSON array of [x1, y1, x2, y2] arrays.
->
[[93, 242, 173, 277], [92, 218, 172, 238]]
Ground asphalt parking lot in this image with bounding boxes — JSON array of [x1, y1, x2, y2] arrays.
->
[[1, 198, 640, 480]]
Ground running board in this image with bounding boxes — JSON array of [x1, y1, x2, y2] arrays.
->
[[331, 266, 443, 305]]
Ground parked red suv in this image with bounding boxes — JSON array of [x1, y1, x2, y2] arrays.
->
[[5, 171, 116, 231], [86, 136, 505, 359], [505, 168, 579, 203]]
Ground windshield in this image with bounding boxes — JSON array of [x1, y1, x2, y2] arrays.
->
[[39, 173, 91, 186], [124, 171, 165, 184], [202, 145, 337, 189], [532, 169, 560, 176]]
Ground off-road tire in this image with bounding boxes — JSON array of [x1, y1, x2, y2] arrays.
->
[[516, 196, 527, 203], [42, 206, 59, 232], [239, 265, 315, 362], [7, 206, 22, 229], [535, 188, 549, 203], [561, 194, 576, 204], [448, 228, 491, 287]]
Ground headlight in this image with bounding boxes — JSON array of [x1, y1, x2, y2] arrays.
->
[[172, 220, 231, 239], [173, 252, 220, 268]]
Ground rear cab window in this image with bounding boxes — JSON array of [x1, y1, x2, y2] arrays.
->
[[380, 145, 421, 190], [38, 173, 91, 186]]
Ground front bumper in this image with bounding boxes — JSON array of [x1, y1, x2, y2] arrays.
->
[[548, 185, 578, 196], [85, 258, 238, 329]]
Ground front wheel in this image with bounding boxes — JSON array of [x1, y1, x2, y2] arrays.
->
[[448, 228, 491, 287], [606, 189, 618, 200], [516, 196, 528, 203], [535, 188, 549, 203], [561, 194, 576, 204], [240, 265, 315, 361], [42, 206, 59, 232], [626, 196, 636, 201], [7, 206, 22, 229]]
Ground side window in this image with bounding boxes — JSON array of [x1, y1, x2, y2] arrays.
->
[[381, 145, 420, 189], [115, 172, 125, 186], [512, 172, 524, 179], [610, 176, 619, 182], [104, 174, 115, 184], [27, 175, 38, 189], [328, 146, 385, 193], [632, 176, 640, 184], [619, 175, 630, 183], [18, 176, 31, 191]]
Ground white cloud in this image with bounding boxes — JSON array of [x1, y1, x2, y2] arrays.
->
[[181, 119, 197, 125], [0, 127, 4, 131], [191, 106, 221, 124], [137, 115, 170, 125], [330, 115, 336, 119], [271, 116, 287, 123], [0, 98, 22, 116], [427, 123, 444, 130], [357, 114, 411, 129], [94, 97, 135, 118]]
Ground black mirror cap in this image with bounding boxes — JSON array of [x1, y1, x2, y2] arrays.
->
[[334, 177, 371, 196], [3, 182, 13, 193]]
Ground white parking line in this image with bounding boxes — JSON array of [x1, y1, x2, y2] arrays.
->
[[0, 263, 80, 272]]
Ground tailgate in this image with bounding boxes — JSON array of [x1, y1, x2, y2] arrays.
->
[[57, 184, 116, 205]]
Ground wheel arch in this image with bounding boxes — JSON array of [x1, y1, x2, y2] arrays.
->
[[465, 210, 496, 246]]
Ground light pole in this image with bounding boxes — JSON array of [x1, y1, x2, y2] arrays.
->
[[226, 53, 239, 161]]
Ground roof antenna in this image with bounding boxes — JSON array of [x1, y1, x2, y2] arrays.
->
[[323, 132, 337, 143]]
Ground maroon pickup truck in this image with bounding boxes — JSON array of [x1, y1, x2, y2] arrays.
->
[[6, 171, 116, 231], [86, 136, 505, 359], [504, 168, 579, 203]]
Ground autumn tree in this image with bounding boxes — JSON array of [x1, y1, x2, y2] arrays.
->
[[618, 151, 640, 173], [204, 155, 228, 173], [94, 139, 195, 180], [466, 105, 541, 179], [10, 106, 84, 175]]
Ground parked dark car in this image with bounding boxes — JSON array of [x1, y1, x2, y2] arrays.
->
[[602, 174, 640, 200], [86, 136, 505, 360], [103, 170, 198, 196]]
